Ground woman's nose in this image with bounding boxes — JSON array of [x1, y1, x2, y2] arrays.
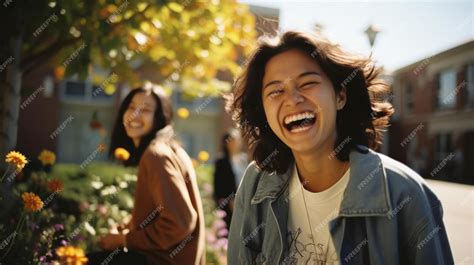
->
[[284, 87, 304, 106]]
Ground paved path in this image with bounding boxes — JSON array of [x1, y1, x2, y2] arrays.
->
[[426, 180, 473, 264]]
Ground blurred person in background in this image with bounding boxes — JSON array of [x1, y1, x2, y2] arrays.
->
[[87, 87, 205, 265], [213, 129, 248, 229]]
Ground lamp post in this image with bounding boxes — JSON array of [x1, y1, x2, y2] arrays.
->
[[314, 23, 324, 35], [365, 24, 380, 49]]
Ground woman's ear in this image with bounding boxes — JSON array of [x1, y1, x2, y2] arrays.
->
[[336, 87, 347, 110]]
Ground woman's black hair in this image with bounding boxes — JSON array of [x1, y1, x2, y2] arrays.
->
[[226, 31, 394, 174], [109, 87, 174, 166]]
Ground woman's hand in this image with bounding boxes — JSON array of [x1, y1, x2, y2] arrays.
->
[[99, 234, 125, 251]]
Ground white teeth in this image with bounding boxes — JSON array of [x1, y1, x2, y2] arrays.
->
[[290, 125, 311, 133], [284, 112, 315, 125], [129, 122, 142, 128]]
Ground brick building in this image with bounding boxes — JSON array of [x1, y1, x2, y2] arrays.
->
[[389, 40, 474, 184]]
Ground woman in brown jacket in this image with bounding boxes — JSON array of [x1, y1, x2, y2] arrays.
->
[[88, 87, 205, 265]]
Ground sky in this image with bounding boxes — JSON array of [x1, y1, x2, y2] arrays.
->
[[241, 0, 474, 72]]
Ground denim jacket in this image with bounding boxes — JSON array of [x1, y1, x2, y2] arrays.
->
[[228, 146, 454, 265]]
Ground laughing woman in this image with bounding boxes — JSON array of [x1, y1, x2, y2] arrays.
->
[[226, 32, 453, 265], [88, 87, 205, 265]]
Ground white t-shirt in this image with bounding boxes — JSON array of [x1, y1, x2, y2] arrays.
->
[[286, 165, 350, 265]]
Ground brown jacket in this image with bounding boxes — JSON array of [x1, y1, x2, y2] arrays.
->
[[126, 131, 205, 265]]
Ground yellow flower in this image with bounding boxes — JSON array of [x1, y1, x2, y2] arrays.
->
[[114, 147, 130, 161], [21, 192, 43, 212], [198, 150, 209, 162], [56, 246, 88, 264], [5, 151, 28, 171], [177, 107, 190, 119], [38, 149, 56, 166]]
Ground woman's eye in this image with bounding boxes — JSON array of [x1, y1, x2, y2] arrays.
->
[[300, 82, 318, 88], [268, 89, 283, 97]]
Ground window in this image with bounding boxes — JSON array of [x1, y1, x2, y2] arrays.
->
[[405, 82, 414, 113], [435, 133, 452, 163], [433, 133, 453, 179], [437, 69, 457, 109], [65, 81, 86, 97], [467, 63, 474, 106], [92, 85, 113, 99], [62, 80, 113, 103]]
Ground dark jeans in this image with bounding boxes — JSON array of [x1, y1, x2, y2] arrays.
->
[[87, 249, 149, 265]]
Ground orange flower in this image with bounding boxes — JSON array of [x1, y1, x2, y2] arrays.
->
[[21, 192, 43, 212], [56, 246, 88, 264], [5, 151, 28, 171], [47, 179, 64, 192], [38, 149, 56, 166], [114, 147, 130, 161]]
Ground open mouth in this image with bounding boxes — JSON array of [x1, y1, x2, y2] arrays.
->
[[283, 111, 316, 133], [127, 121, 143, 129]]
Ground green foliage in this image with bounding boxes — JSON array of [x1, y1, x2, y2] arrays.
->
[[0, 161, 227, 264], [0, 0, 257, 97]]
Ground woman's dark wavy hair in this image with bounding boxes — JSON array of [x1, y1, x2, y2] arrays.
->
[[109, 87, 174, 166], [226, 31, 394, 174]]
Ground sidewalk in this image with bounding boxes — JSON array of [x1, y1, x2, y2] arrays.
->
[[426, 180, 473, 264]]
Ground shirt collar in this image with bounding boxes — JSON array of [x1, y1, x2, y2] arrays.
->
[[250, 145, 393, 216]]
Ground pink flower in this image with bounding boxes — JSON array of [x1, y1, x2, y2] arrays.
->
[[98, 205, 108, 216], [217, 228, 229, 238], [214, 209, 227, 219], [206, 231, 217, 243], [215, 238, 228, 249]]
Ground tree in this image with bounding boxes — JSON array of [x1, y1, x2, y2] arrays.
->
[[0, 0, 256, 158]]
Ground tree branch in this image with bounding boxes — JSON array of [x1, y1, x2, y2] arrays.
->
[[21, 37, 81, 75]]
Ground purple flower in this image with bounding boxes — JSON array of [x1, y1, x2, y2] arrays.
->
[[39, 256, 47, 262], [54, 224, 64, 231], [60, 240, 67, 246], [30, 223, 39, 231], [217, 228, 229, 237]]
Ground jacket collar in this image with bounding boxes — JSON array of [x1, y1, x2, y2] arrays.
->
[[250, 145, 393, 217]]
